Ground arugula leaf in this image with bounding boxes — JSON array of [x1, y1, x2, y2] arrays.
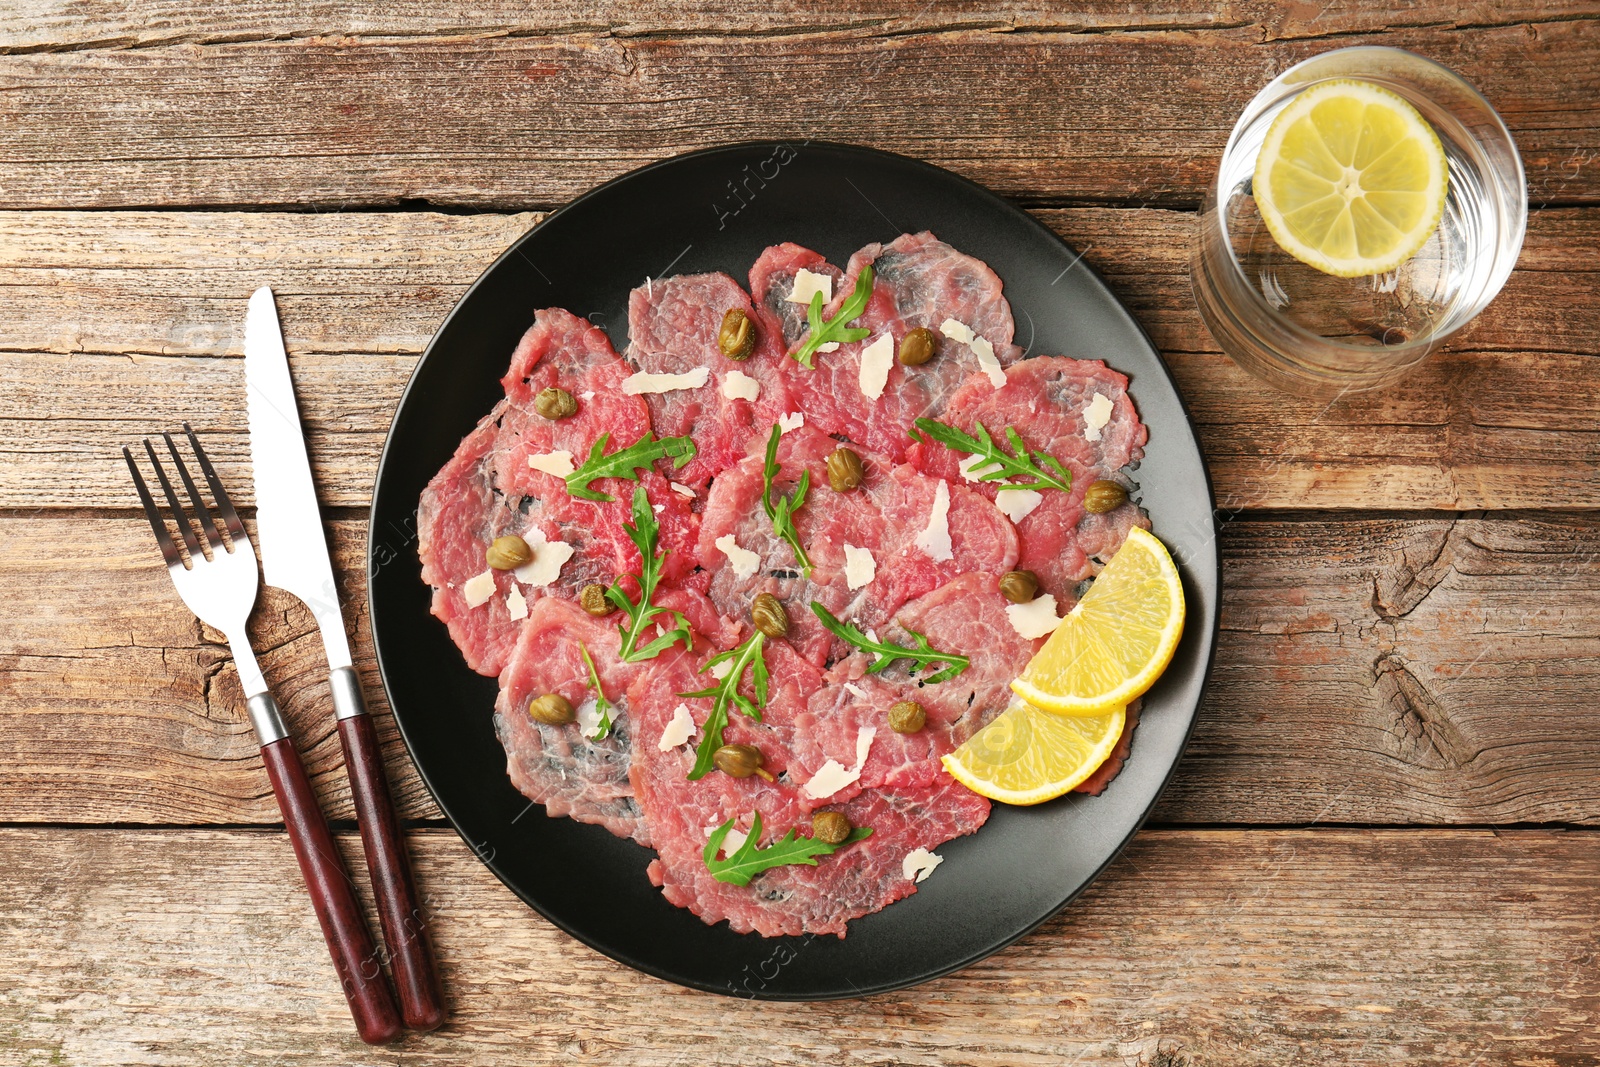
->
[[761, 423, 813, 577], [791, 266, 874, 369], [704, 811, 873, 886], [679, 630, 768, 780], [811, 602, 970, 683], [606, 486, 694, 663], [566, 430, 696, 502], [577, 642, 614, 742], [910, 417, 1072, 495]]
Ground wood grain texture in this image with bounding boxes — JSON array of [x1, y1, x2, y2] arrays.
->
[[1, 826, 1594, 1065], [3, 514, 1597, 827], [0, 21, 1593, 209], [1, 208, 1596, 512], [6, 0, 1591, 50]]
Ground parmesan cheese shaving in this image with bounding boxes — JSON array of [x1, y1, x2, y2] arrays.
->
[[843, 544, 876, 590], [669, 481, 696, 499], [1007, 593, 1063, 639], [939, 318, 975, 344], [843, 682, 868, 700], [658, 703, 695, 751], [971, 335, 1006, 389], [903, 847, 943, 883], [787, 268, 832, 305], [958, 453, 998, 483], [913, 480, 953, 561], [1084, 392, 1114, 442], [802, 726, 876, 800], [709, 659, 733, 681], [939, 318, 1004, 388], [854, 725, 877, 769], [505, 583, 528, 621], [461, 570, 496, 609], [621, 367, 711, 395], [576, 698, 605, 740], [778, 411, 805, 433], [512, 530, 575, 588], [995, 488, 1044, 523], [721, 369, 760, 402], [802, 760, 857, 800], [713, 534, 761, 579], [720, 826, 749, 855], [857, 333, 894, 400], [815, 342, 840, 354], [526, 450, 575, 477]]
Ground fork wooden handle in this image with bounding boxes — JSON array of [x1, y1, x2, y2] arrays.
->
[[336, 704, 447, 1031], [261, 735, 403, 1045]]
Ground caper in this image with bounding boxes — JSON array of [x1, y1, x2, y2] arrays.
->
[[888, 700, 926, 734], [1084, 479, 1129, 514], [898, 327, 938, 366], [826, 447, 865, 493], [579, 583, 611, 617], [713, 743, 774, 781], [718, 308, 756, 360], [528, 693, 575, 725], [751, 592, 789, 638], [811, 810, 851, 845], [485, 534, 533, 571], [534, 387, 578, 420], [997, 569, 1039, 604]]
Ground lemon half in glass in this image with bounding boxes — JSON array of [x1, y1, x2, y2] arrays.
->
[[1254, 79, 1449, 278]]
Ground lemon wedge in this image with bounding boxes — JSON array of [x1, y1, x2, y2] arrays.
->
[[941, 700, 1126, 805], [1254, 79, 1448, 278], [1010, 527, 1184, 715]]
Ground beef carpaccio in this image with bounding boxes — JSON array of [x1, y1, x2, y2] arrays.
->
[[417, 231, 1150, 937]]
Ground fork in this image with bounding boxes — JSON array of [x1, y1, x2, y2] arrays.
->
[[124, 425, 403, 1045]]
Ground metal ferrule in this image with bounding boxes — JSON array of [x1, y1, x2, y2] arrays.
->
[[247, 692, 290, 745], [329, 665, 370, 721]]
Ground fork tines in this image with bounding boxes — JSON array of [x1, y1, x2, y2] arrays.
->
[[123, 423, 245, 569]]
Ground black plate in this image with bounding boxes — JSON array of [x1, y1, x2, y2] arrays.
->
[[368, 141, 1219, 1000]]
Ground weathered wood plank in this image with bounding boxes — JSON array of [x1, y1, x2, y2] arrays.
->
[[6, 0, 1591, 51], [1, 207, 1590, 359], [0, 827, 1593, 1065], [3, 514, 1597, 826], [0, 210, 540, 357], [3, 208, 1596, 511], [0, 21, 1593, 209]]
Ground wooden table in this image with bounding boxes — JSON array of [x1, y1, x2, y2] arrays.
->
[[3, 3, 1597, 1063]]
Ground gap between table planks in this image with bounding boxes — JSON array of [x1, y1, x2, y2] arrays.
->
[[2, 513, 1596, 828], [1, 207, 1597, 513], [0, 827, 1594, 1065], [0, 18, 1595, 210]]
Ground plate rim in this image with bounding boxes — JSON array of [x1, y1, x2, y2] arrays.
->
[[367, 138, 1222, 999]]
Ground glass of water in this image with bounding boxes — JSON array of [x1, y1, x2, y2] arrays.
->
[[1191, 46, 1527, 396]]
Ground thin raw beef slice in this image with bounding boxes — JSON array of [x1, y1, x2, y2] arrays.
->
[[776, 232, 1027, 463], [625, 272, 793, 489]]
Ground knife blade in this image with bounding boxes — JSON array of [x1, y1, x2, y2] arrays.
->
[[244, 286, 352, 670]]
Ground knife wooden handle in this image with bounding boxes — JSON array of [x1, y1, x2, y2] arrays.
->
[[261, 735, 403, 1045], [334, 672, 447, 1032]]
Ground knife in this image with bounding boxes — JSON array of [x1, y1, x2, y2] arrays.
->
[[246, 286, 447, 1032]]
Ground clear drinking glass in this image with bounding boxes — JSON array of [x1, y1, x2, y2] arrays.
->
[[1191, 46, 1527, 396]]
